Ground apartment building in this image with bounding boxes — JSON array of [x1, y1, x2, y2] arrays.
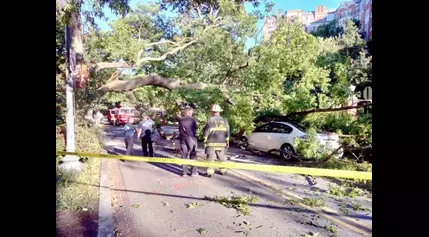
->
[[262, 0, 372, 41], [307, 10, 336, 33], [336, 1, 360, 26], [262, 5, 328, 41], [336, 0, 372, 40], [359, 0, 372, 40]]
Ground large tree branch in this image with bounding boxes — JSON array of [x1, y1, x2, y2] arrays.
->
[[89, 62, 128, 74], [144, 38, 192, 47], [285, 103, 372, 118], [254, 103, 372, 123], [98, 75, 210, 92], [137, 40, 197, 66]]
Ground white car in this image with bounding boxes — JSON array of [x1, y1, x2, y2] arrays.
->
[[242, 122, 343, 160]]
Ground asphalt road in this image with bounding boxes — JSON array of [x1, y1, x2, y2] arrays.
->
[[104, 125, 372, 237]]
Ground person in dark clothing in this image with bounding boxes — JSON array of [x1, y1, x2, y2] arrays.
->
[[179, 106, 198, 177], [137, 113, 155, 157], [122, 116, 136, 162]]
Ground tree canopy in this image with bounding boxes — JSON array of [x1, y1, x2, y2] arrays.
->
[[56, 0, 372, 159]]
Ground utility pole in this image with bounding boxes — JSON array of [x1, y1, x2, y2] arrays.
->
[[58, 0, 82, 172]]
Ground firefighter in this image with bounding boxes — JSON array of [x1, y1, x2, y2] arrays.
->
[[203, 104, 230, 177]]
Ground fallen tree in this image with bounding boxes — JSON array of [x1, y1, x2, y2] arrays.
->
[[254, 103, 372, 124]]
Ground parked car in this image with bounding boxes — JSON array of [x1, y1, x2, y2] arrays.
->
[[106, 107, 140, 126], [240, 122, 343, 160]]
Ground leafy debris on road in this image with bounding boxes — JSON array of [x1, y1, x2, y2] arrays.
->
[[325, 224, 337, 236], [327, 184, 364, 198], [131, 204, 140, 209], [196, 228, 208, 234], [186, 202, 201, 208], [350, 202, 371, 212], [204, 195, 258, 216], [339, 202, 349, 215], [286, 198, 300, 205], [301, 198, 326, 208], [311, 187, 320, 192], [339, 201, 371, 214], [162, 202, 169, 206]]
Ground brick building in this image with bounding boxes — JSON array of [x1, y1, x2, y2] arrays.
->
[[359, 0, 372, 40], [262, 1, 372, 41], [307, 10, 336, 32], [314, 5, 328, 21], [336, 1, 360, 26], [262, 5, 329, 41], [336, 0, 372, 40]]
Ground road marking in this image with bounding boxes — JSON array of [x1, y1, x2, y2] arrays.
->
[[228, 169, 372, 236]]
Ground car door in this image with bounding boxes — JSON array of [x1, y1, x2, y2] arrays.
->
[[267, 123, 294, 151], [248, 123, 274, 152]]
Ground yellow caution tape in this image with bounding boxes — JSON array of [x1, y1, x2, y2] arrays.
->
[[56, 151, 372, 180]]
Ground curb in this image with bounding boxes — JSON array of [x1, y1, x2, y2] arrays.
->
[[97, 158, 114, 237]]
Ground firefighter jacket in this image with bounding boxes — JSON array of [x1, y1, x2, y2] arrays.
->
[[203, 115, 230, 148]]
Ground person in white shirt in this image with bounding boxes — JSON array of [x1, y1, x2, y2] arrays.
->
[[137, 113, 155, 157]]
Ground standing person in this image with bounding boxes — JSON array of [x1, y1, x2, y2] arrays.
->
[[137, 113, 155, 157], [95, 110, 103, 126], [203, 104, 230, 178], [178, 105, 198, 177], [122, 116, 136, 162]]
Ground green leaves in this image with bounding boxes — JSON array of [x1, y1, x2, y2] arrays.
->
[[186, 202, 200, 208], [68, 1, 371, 150], [196, 228, 208, 235], [204, 195, 258, 216]]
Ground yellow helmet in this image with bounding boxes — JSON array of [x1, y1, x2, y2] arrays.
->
[[209, 104, 223, 112]]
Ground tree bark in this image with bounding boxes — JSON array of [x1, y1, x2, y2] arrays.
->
[[98, 74, 211, 92], [254, 103, 372, 123], [285, 103, 372, 118]]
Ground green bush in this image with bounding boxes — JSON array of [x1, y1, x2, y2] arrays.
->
[[56, 124, 103, 211], [294, 127, 327, 160]]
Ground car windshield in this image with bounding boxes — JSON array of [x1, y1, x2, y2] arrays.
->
[[110, 110, 118, 114]]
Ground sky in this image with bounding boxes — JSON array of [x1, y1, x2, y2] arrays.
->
[[89, 0, 344, 50], [94, 0, 345, 32]]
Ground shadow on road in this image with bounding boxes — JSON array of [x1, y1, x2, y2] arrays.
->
[[69, 180, 315, 213], [108, 147, 185, 177]]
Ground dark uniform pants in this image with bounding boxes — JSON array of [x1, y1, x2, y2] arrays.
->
[[206, 147, 227, 175], [180, 137, 197, 175], [141, 130, 154, 157]]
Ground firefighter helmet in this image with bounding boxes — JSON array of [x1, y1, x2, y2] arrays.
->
[[210, 104, 223, 112]]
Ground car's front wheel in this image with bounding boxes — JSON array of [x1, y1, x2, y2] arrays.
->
[[280, 144, 297, 161], [239, 136, 249, 150]]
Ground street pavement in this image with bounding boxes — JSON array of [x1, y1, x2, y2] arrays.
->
[[104, 126, 372, 237]]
